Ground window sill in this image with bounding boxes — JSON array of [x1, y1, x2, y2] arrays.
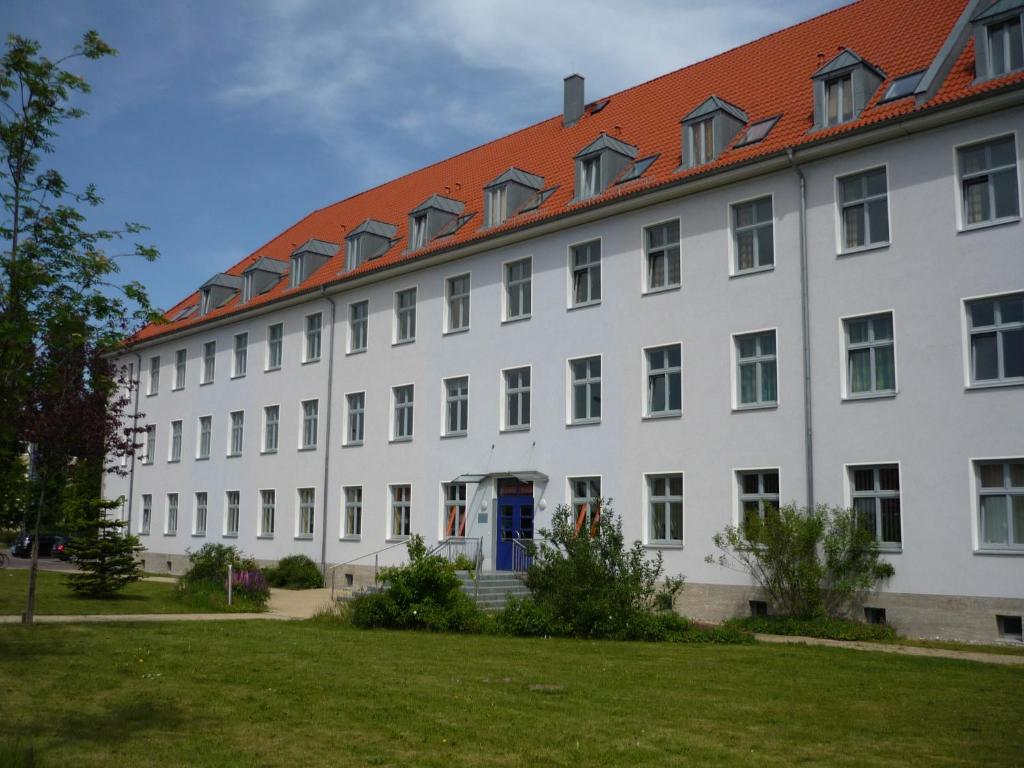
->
[[298, 446, 318, 452], [146, 392, 158, 398], [958, 216, 1020, 234], [645, 542, 684, 550], [231, 373, 246, 380], [200, 380, 213, 387], [340, 535, 362, 542], [732, 403, 778, 413], [257, 534, 274, 540], [171, 386, 184, 392], [876, 545, 902, 554], [838, 241, 890, 257], [195, 456, 210, 462], [642, 412, 681, 421], [346, 348, 367, 356], [567, 419, 601, 428], [730, 265, 774, 279], [502, 315, 531, 325], [568, 300, 601, 312], [295, 535, 314, 541], [260, 449, 278, 456], [973, 548, 1024, 556], [965, 379, 1024, 391], [500, 426, 531, 434], [167, 459, 180, 464], [441, 432, 467, 440], [444, 327, 470, 337], [265, 366, 281, 373], [139, 531, 151, 536], [222, 533, 238, 539], [226, 453, 241, 459], [842, 391, 897, 402], [392, 338, 416, 347], [343, 441, 364, 448], [389, 437, 413, 444], [141, 461, 154, 467], [164, 532, 177, 537], [386, 536, 411, 544], [643, 284, 681, 297], [192, 533, 207, 538], [302, 358, 321, 366]]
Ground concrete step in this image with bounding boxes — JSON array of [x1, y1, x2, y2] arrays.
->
[[457, 572, 531, 610]]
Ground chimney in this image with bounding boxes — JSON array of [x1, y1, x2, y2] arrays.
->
[[563, 74, 584, 127]]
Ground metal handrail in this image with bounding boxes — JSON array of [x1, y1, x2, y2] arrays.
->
[[428, 536, 485, 603], [510, 531, 533, 580], [328, 539, 411, 601]]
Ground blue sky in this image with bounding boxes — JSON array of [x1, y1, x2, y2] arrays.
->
[[7, 0, 844, 313]]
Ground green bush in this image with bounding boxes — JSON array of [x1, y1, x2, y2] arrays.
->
[[494, 596, 568, 637], [264, 554, 324, 589], [349, 535, 488, 633], [524, 501, 684, 638], [65, 498, 144, 597], [177, 543, 268, 610], [726, 615, 898, 641], [706, 504, 895, 619]]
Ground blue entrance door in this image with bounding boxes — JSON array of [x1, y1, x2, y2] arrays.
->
[[495, 495, 534, 571]]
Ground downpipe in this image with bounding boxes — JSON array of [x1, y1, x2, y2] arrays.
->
[[125, 351, 142, 535], [319, 287, 337, 579]]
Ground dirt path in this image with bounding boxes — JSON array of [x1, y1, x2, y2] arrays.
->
[[756, 633, 1024, 666]]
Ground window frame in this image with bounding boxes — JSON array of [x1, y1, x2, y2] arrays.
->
[[643, 343, 683, 419], [232, 332, 248, 378], [296, 487, 316, 539], [644, 472, 684, 547], [972, 458, 1024, 553], [567, 238, 602, 309], [227, 410, 244, 457], [963, 290, 1024, 388], [173, 349, 186, 390], [147, 355, 160, 396], [391, 384, 415, 442], [193, 491, 208, 537], [642, 218, 682, 294], [165, 492, 178, 536], [579, 155, 601, 200], [197, 415, 212, 460], [841, 311, 898, 399], [389, 484, 412, 541], [983, 14, 1024, 79], [300, 398, 319, 450], [734, 468, 781, 529], [845, 462, 903, 551], [825, 73, 854, 126], [348, 300, 368, 354], [567, 354, 602, 426], [732, 329, 779, 410], [729, 194, 775, 275], [501, 365, 532, 432], [442, 375, 469, 438], [954, 132, 1021, 231], [266, 322, 284, 371], [342, 486, 363, 539], [568, 476, 603, 534], [487, 185, 509, 227], [140, 494, 152, 536], [445, 273, 471, 334], [258, 488, 276, 538], [502, 256, 533, 323], [168, 419, 182, 463], [835, 165, 891, 254], [344, 391, 366, 447], [201, 340, 216, 385], [690, 117, 715, 166], [224, 490, 240, 537], [262, 404, 280, 454], [304, 312, 323, 363], [143, 424, 156, 465], [409, 214, 428, 250], [394, 287, 417, 345], [441, 482, 468, 539]]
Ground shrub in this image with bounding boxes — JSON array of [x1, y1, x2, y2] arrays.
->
[[451, 553, 477, 572], [524, 500, 684, 638], [65, 498, 144, 597], [494, 596, 568, 637], [726, 615, 898, 642], [177, 543, 268, 610], [706, 504, 895, 619], [264, 554, 324, 589], [349, 535, 487, 633]]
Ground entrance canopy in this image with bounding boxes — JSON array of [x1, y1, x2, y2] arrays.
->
[[450, 471, 549, 484]]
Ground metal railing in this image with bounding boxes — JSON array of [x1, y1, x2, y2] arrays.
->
[[510, 531, 533, 579], [429, 536, 485, 603], [328, 539, 411, 601]]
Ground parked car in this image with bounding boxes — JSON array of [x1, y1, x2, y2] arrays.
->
[[10, 532, 65, 558], [52, 535, 72, 560]]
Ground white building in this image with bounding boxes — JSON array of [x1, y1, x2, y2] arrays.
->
[[108, 0, 1024, 641]]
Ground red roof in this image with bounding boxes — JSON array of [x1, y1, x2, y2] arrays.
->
[[134, 0, 1024, 344]]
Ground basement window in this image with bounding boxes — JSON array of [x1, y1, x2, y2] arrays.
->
[[749, 600, 768, 617], [997, 614, 1023, 641], [864, 606, 887, 625]]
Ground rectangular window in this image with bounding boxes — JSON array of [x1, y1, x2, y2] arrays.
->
[[141, 494, 152, 535], [570, 477, 602, 534], [850, 464, 902, 548], [838, 167, 889, 251], [229, 411, 244, 456], [198, 416, 212, 459], [166, 493, 178, 535], [570, 356, 601, 424], [987, 16, 1024, 77], [410, 214, 428, 250], [736, 331, 777, 408], [267, 323, 283, 370], [580, 156, 600, 199], [344, 486, 362, 537], [169, 420, 182, 462], [504, 258, 532, 320], [148, 356, 160, 395], [503, 367, 531, 430], [959, 135, 1019, 227], [233, 333, 248, 377], [260, 489, 275, 537], [346, 392, 365, 445], [263, 405, 279, 453], [174, 349, 186, 390], [977, 460, 1024, 550], [733, 197, 774, 272], [968, 293, 1024, 385], [646, 345, 682, 416], [645, 220, 681, 292], [194, 492, 208, 536], [395, 288, 417, 343], [301, 399, 319, 449], [391, 485, 412, 538], [225, 491, 240, 537], [393, 385, 414, 440], [487, 185, 508, 226], [443, 483, 467, 538], [242, 272, 254, 303], [738, 470, 780, 529], [290, 255, 303, 288], [570, 240, 601, 307], [692, 117, 714, 165], [444, 376, 469, 436], [305, 313, 322, 362], [349, 301, 368, 352], [201, 341, 216, 384], [143, 425, 156, 465], [826, 74, 853, 125], [648, 474, 683, 544], [297, 487, 315, 537], [446, 274, 470, 332], [845, 313, 896, 396]]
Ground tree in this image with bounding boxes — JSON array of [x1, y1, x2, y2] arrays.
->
[[65, 497, 143, 596], [1, 32, 159, 623], [706, 504, 895, 619]]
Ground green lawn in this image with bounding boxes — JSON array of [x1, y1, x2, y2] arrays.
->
[[0, 569, 198, 615], [1, 621, 1021, 767]]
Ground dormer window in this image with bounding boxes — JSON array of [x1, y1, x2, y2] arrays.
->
[[811, 49, 883, 131], [241, 256, 288, 303], [198, 273, 243, 315], [345, 220, 397, 271], [487, 186, 508, 227], [680, 96, 747, 169], [200, 288, 213, 316], [974, 1, 1024, 81], [290, 255, 302, 288], [242, 273, 255, 303], [288, 239, 339, 288], [407, 194, 464, 250], [410, 214, 427, 249], [574, 133, 637, 201]]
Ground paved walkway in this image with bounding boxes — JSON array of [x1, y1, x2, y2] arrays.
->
[[756, 633, 1024, 666]]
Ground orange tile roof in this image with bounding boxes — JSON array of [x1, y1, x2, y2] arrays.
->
[[134, 0, 1024, 344]]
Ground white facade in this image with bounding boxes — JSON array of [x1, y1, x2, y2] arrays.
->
[[108, 98, 1024, 640]]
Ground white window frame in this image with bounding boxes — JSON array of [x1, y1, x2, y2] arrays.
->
[[300, 399, 319, 450], [962, 290, 1024, 388], [409, 214, 428, 250], [391, 384, 415, 442], [389, 483, 412, 540], [345, 391, 365, 446], [985, 14, 1024, 78], [201, 341, 216, 385], [954, 132, 1021, 231], [290, 254, 303, 288], [502, 256, 532, 322], [729, 194, 775, 275], [342, 486, 362, 539], [642, 218, 682, 294], [568, 238, 601, 309], [487, 185, 509, 227], [644, 471, 684, 546], [193, 491, 208, 537], [224, 490, 240, 537], [568, 475, 602, 533], [825, 73, 854, 126], [197, 415, 212, 460], [835, 165, 891, 254], [844, 462, 903, 551], [165, 492, 178, 536], [143, 424, 156, 465], [304, 312, 322, 363], [140, 494, 152, 536], [690, 117, 715, 165], [840, 311, 898, 399], [262, 404, 280, 454], [148, 355, 160, 396], [442, 375, 469, 437], [734, 468, 781, 529], [971, 457, 1024, 553], [394, 287, 417, 344], [296, 487, 316, 539], [266, 322, 284, 371], [228, 410, 244, 457], [580, 155, 601, 199], [441, 482, 468, 539], [259, 488, 276, 538], [173, 349, 186, 390], [567, 354, 601, 425], [349, 300, 368, 353], [232, 332, 248, 378], [501, 365, 532, 431], [732, 328, 779, 410], [445, 273, 471, 334], [642, 343, 683, 418], [168, 419, 182, 463]]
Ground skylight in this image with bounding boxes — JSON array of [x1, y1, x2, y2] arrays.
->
[[172, 305, 198, 322], [736, 116, 781, 147], [879, 70, 925, 103], [616, 155, 658, 184]]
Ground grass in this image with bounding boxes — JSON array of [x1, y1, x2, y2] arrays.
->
[[0, 569, 246, 616], [0, 621, 1022, 767]]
